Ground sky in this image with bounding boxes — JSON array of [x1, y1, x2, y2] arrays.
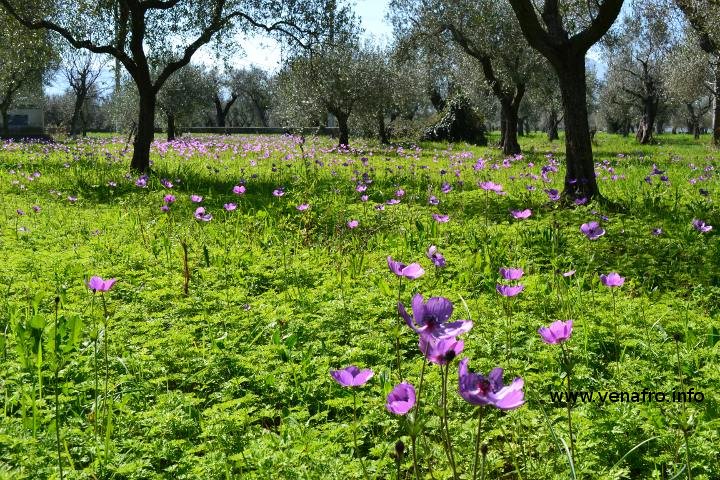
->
[[47, 0, 395, 96]]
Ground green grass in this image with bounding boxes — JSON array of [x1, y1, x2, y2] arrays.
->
[[0, 132, 719, 479]]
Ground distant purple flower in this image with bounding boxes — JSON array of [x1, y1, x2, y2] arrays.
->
[[651, 227, 663, 236], [441, 182, 452, 193], [330, 366, 374, 387], [580, 221, 605, 240], [499, 267, 523, 281], [161, 178, 173, 188], [574, 197, 588, 205], [398, 294, 472, 339], [511, 209, 532, 219], [692, 219, 712, 233], [360, 195, 369, 202], [356, 184, 367, 193], [224, 203, 237, 211], [387, 198, 401, 205], [108, 181, 117, 188], [347, 220, 359, 229], [86, 276, 116, 293], [16, 209, 25, 216], [297, 203, 309, 211], [600, 272, 624, 287], [395, 189, 405, 197], [161, 205, 170, 213], [458, 359, 525, 410], [387, 256, 425, 279], [479, 181, 504, 194], [386, 382, 416, 415], [538, 320, 573, 345], [375, 204, 385, 211], [419, 334, 464, 365], [426, 245, 446, 268], [544, 189, 560, 201], [233, 185, 246, 195], [496, 284, 524, 297], [163, 194, 176, 204], [432, 214, 449, 223], [190, 195, 203, 203], [428, 195, 439, 205], [68, 196, 78, 203], [194, 207, 212, 222], [32, 205, 41, 213], [563, 270, 576, 277], [135, 176, 148, 188], [272, 188, 285, 197]]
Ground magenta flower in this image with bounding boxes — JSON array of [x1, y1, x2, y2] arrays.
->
[[272, 188, 285, 197], [360, 195, 369, 202], [387, 198, 401, 205], [161, 178, 173, 188], [599, 272, 624, 287], [386, 382, 416, 415], [163, 194, 176, 204], [194, 207, 212, 222], [426, 245, 446, 267], [428, 195, 439, 205], [356, 184, 367, 192], [562, 270, 576, 277], [190, 194, 203, 203], [511, 209, 532, 219], [692, 219, 712, 233], [538, 320, 573, 345], [479, 181, 504, 194], [86, 276, 116, 293], [395, 189, 405, 197], [432, 213, 449, 223], [387, 256, 425, 279], [32, 205, 41, 213], [161, 205, 170, 213], [347, 220, 359, 229], [224, 203, 237, 211], [398, 294, 472, 339], [499, 267, 523, 281], [458, 359, 525, 410], [544, 189, 560, 201], [233, 185, 246, 195], [296, 203, 309, 211], [580, 221, 605, 240], [330, 366, 374, 387], [496, 284, 524, 297], [419, 334, 464, 364]]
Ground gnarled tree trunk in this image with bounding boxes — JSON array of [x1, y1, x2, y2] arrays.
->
[[130, 90, 156, 172], [336, 113, 349, 147], [714, 71, 720, 146], [167, 113, 176, 141], [557, 56, 599, 200], [500, 97, 521, 155]]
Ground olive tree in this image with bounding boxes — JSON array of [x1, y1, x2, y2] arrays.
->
[[0, 0, 331, 171], [507, 0, 624, 201]]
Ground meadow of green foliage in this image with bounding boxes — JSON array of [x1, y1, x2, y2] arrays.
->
[[1, 132, 719, 479]]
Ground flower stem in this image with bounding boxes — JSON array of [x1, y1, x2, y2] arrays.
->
[[472, 406, 485, 480], [54, 298, 64, 480], [353, 390, 370, 480], [411, 359, 427, 480], [674, 338, 693, 480], [611, 289, 620, 376], [441, 364, 458, 479], [562, 345, 576, 466], [395, 277, 404, 380]]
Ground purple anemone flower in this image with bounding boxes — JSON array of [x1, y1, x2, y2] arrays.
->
[[163, 194, 176, 204], [499, 267, 523, 281], [580, 221, 605, 240], [538, 320, 573, 345], [428, 195, 439, 205], [419, 334, 464, 365], [432, 213, 449, 223], [297, 203, 309, 211], [544, 189, 560, 201], [599, 272, 624, 287], [651, 227, 663, 236], [386, 382, 416, 415], [426, 245, 446, 268], [562, 270, 576, 277], [347, 219, 359, 229], [330, 366, 374, 387], [224, 203, 237, 211], [511, 209, 532, 219], [272, 188, 285, 197], [479, 181, 504, 194], [194, 207, 212, 222], [692, 219, 712, 233], [496, 284, 524, 297], [233, 185, 246, 195], [190, 194, 203, 203], [387, 256, 425, 279], [458, 359, 525, 410], [398, 294, 472, 339], [86, 276, 116, 293], [161, 205, 170, 213]]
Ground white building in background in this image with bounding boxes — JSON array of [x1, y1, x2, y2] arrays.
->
[[1, 106, 44, 136]]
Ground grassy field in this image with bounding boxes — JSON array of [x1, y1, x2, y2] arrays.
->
[[1, 132, 719, 479]]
